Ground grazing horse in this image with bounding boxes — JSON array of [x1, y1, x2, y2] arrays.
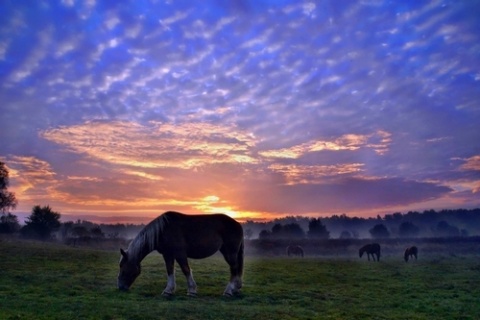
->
[[404, 246, 418, 262], [359, 243, 381, 261], [286, 245, 304, 257], [118, 211, 244, 296]]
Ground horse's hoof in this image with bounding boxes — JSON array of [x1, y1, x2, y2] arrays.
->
[[187, 292, 197, 297], [223, 290, 239, 297], [162, 291, 174, 297]]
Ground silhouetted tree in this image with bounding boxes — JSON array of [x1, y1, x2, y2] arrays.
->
[[270, 222, 305, 239], [21, 205, 61, 240], [61, 221, 74, 240], [398, 221, 420, 238], [72, 225, 89, 238], [434, 221, 460, 237], [307, 218, 330, 239], [0, 212, 20, 234], [369, 223, 390, 239], [271, 223, 283, 237], [0, 161, 18, 220], [258, 229, 271, 239], [339, 230, 352, 239], [90, 226, 105, 239], [284, 223, 305, 238]]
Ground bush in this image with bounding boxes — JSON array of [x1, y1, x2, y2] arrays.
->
[[21, 205, 61, 240]]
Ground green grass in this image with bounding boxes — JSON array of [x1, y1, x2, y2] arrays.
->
[[0, 240, 479, 319]]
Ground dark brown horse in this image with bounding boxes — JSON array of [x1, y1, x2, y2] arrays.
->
[[118, 211, 244, 296], [359, 243, 381, 261], [286, 245, 304, 257], [404, 246, 418, 262]]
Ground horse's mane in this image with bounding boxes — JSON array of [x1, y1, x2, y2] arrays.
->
[[126, 214, 168, 261]]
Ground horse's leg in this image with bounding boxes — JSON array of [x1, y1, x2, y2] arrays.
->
[[367, 253, 371, 261], [162, 254, 176, 296], [221, 245, 243, 296], [175, 256, 197, 296]]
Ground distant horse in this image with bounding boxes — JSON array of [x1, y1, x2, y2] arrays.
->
[[404, 246, 418, 262], [286, 245, 304, 257], [118, 211, 244, 296], [359, 243, 381, 261]]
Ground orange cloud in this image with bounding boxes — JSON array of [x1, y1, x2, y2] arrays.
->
[[460, 155, 480, 171], [2, 155, 57, 200], [41, 121, 258, 169], [268, 163, 365, 185], [259, 130, 391, 159]]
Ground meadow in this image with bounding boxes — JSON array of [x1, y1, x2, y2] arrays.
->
[[0, 239, 479, 320]]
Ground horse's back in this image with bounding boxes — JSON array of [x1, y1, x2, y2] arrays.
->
[[408, 246, 418, 255], [361, 243, 380, 252], [161, 211, 243, 258]]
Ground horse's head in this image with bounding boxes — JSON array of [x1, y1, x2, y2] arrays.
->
[[359, 248, 363, 258], [404, 249, 409, 262], [118, 248, 141, 291]]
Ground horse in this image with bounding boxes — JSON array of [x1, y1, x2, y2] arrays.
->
[[404, 246, 418, 262], [117, 211, 244, 296], [286, 245, 304, 257], [359, 243, 381, 261]]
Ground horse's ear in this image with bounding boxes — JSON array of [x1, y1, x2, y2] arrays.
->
[[120, 248, 128, 260]]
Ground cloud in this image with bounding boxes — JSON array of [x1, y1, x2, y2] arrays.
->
[[41, 120, 258, 169], [8, 25, 53, 83], [260, 131, 391, 159], [1, 155, 57, 202], [460, 155, 480, 172], [268, 163, 365, 185], [237, 176, 453, 215]]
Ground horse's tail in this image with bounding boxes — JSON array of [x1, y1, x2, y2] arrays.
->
[[238, 239, 245, 278], [235, 239, 244, 290]]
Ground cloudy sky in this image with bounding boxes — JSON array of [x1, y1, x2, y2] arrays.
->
[[1, 0, 479, 223]]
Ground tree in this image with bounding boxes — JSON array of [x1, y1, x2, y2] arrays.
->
[[339, 231, 352, 239], [90, 226, 105, 239], [244, 228, 253, 240], [434, 221, 460, 237], [258, 229, 271, 239], [398, 221, 420, 238], [369, 223, 390, 239], [307, 218, 330, 239], [270, 223, 305, 239], [0, 162, 19, 234], [0, 161, 18, 214], [72, 225, 89, 238], [0, 213, 20, 233], [283, 223, 305, 239], [21, 205, 61, 240]]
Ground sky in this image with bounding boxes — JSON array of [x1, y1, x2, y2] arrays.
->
[[1, 0, 479, 224]]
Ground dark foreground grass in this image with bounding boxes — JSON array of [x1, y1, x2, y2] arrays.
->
[[1, 240, 479, 320]]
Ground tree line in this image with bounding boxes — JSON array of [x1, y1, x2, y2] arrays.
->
[[1, 161, 479, 241], [243, 208, 479, 240]]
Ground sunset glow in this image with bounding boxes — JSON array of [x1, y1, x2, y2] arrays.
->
[[1, 1, 479, 224]]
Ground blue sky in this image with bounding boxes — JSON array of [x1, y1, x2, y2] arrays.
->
[[1, 0, 479, 223]]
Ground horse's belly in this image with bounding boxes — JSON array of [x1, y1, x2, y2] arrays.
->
[[187, 245, 220, 259], [185, 237, 223, 259]]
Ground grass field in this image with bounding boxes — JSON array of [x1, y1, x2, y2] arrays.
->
[[1, 239, 479, 320]]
